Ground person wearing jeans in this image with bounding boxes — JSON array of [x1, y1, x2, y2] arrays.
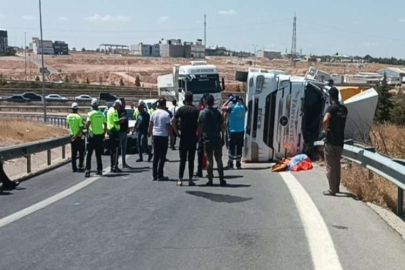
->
[[322, 87, 348, 196], [107, 100, 123, 173], [172, 92, 200, 186], [198, 95, 226, 186], [135, 101, 153, 162], [149, 98, 172, 181]]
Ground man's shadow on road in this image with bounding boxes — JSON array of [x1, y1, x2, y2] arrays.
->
[[186, 191, 252, 203]]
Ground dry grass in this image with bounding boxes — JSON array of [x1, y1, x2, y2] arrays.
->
[[342, 124, 405, 213], [0, 118, 68, 147]]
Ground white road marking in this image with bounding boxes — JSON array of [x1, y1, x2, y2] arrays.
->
[[0, 174, 104, 229], [280, 172, 343, 270]]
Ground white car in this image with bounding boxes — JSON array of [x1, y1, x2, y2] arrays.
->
[[75, 95, 93, 101], [45, 94, 68, 103]]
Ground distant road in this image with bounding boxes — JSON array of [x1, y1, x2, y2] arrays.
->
[[24, 54, 60, 75]]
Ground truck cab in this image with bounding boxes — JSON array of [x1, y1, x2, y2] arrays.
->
[[158, 61, 224, 108]]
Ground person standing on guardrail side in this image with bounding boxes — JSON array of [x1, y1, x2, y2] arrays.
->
[[85, 99, 107, 178], [134, 100, 153, 163], [107, 100, 123, 173], [322, 87, 348, 196], [119, 98, 130, 168], [67, 102, 85, 173]]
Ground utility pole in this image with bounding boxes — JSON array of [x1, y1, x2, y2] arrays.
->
[[252, 44, 258, 67], [24, 32, 27, 90], [291, 13, 297, 58], [204, 14, 207, 48], [39, 0, 47, 122]]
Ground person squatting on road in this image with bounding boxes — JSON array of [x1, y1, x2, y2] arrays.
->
[[67, 102, 85, 173], [198, 95, 226, 186], [0, 158, 20, 191], [85, 98, 107, 178], [134, 100, 153, 162], [322, 87, 348, 196], [107, 100, 124, 173], [172, 92, 200, 187], [118, 98, 130, 168], [222, 95, 247, 170], [149, 98, 172, 181]]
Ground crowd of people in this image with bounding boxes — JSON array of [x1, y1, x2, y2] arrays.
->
[[66, 92, 247, 187]]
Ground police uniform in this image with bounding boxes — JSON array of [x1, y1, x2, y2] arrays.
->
[[66, 105, 85, 172], [85, 100, 106, 176], [107, 102, 121, 172]]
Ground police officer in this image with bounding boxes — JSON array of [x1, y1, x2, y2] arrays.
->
[[107, 100, 122, 173], [67, 102, 85, 172], [222, 95, 247, 169], [85, 99, 107, 178]]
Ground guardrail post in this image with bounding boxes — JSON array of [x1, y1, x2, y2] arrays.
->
[[398, 188, 404, 217], [26, 155, 31, 173], [62, 145, 66, 159], [47, 150, 51, 166]]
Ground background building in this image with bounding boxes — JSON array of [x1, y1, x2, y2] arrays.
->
[[257, 50, 282, 60], [378, 67, 405, 83], [0, 30, 8, 52], [53, 41, 69, 55], [184, 39, 205, 58], [160, 39, 185, 58], [32, 37, 55, 55], [130, 43, 160, 57]]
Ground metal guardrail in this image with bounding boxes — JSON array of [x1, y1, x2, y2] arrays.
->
[[0, 135, 70, 174], [0, 113, 68, 128], [342, 141, 405, 217]]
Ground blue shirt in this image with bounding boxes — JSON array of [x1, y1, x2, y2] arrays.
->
[[228, 102, 246, 133]]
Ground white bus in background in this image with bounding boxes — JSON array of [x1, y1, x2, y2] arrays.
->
[[238, 68, 378, 162], [158, 61, 225, 108]]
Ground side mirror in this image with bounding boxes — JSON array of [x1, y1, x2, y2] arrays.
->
[[222, 77, 226, 91]]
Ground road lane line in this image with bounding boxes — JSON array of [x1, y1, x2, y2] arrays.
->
[[280, 172, 343, 270], [0, 175, 103, 229]]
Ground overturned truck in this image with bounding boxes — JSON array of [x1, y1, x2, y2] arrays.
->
[[236, 68, 378, 162]]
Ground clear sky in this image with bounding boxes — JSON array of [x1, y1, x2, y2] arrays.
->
[[1, 0, 405, 58]]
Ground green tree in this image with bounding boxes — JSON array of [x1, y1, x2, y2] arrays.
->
[[375, 73, 393, 123], [119, 78, 125, 86], [391, 99, 405, 126], [35, 76, 40, 81], [86, 78, 90, 84], [135, 75, 141, 87]]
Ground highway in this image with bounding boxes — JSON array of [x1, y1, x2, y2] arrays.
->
[[1, 151, 405, 270]]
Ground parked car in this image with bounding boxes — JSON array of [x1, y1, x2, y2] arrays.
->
[[45, 94, 68, 102], [22, 92, 43, 102], [75, 95, 93, 101], [6, 95, 31, 103], [99, 92, 117, 102]]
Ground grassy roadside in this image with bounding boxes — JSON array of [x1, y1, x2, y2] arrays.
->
[[342, 124, 405, 213]]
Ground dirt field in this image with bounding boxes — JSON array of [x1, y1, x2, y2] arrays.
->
[[2, 53, 403, 92], [0, 118, 68, 147]]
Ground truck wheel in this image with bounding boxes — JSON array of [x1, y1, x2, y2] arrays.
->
[[235, 71, 248, 82]]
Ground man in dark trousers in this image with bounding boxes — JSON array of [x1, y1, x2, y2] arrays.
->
[[170, 99, 179, 150], [0, 159, 19, 191], [135, 101, 153, 162], [66, 102, 85, 172], [107, 100, 123, 173], [198, 95, 226, 186], [85, 99, 107, 178], [195, 96, 207, 177], [322, 87, 348, 196], [118, 98, 129, 168], [149, 98, 172, 181], [172, 92, 200, 186], [222, 95, 247, 169]]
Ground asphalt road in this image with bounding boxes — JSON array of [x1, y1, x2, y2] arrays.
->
[[0, 149, 405, 270]]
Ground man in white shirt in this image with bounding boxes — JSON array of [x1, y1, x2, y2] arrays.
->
[[149, 98, 172, 181]]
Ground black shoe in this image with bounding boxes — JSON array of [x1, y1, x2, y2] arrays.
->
[[323, 190, 336, 196], [72, 169, 78, 173], [85, 172, 91, 178], [189, 181, 196, 187], [148, 154, 153, 162], [225, 163, 234, 170], [136, 159, 143, 163], [195, 172, 203, 178], [205, 181, 213, 186], [96, 171, 103, 176], [78, 168, 85, 172], [236, 162, 242, 169], [164, 158, 169, 162], [152, 178, 158, 181], [2, 181, 19, 190], [158, 176, 169, 181], [113, 168, 123, 173], [220, 180, 227, 186]]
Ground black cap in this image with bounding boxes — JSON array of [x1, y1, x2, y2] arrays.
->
[[329, 87, 339, 100]]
